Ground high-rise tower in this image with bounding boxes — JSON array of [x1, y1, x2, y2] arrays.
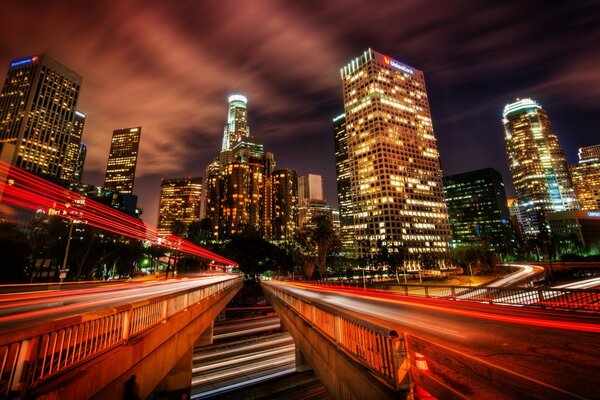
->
[[61, 110, 86, 182], [158, 177, 202, 235], [333, 113, 355, 255], [204, 96, 275, 240], [0, 54, 82, 180], [503, 98, 578, 234], [443, 168, 513, 255], [571, 144, 600, 211], [221, 94, 249, 151], [341, 49, 451, 264], [272, 168, 298, 241], [104, 127, 141, 194]]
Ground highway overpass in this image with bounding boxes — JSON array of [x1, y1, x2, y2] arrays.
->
[[0, 275, 243, 399], [262, 280, 600, 400]]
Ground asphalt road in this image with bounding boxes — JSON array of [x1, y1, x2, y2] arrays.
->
[[268, 281, 600, 399], [0, 274, 236, 335]]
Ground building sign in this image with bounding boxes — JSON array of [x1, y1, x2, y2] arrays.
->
[[588, 211, 600, 218], [383, 56, 414, 75], [10, 56, 39, 68]]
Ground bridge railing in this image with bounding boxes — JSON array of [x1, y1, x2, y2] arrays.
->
[[262, 283, 408, 391], [307, 280, 600, 313], [0, 276, 243, 397]]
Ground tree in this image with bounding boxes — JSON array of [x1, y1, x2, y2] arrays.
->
[[0, 222, 31, 283]]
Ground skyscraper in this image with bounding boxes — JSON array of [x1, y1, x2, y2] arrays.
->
[[333, 113, 355, 255], [297, 173, 332, 229], [61, 110, 86, 182], [272, 168, 298, 241], [221, 94, 249, 152], [74, 143, 87, 183], [158, 177, 202, 235], [341, 49, 451, 264], [503, 98, 578, 234], [104, 127, 141, 194], [298, 174, 324, 204], [0, 54, 82, 180], [204, 96, 275, 240], [443, 168, 513, 255], [571, 144, 600, 211]]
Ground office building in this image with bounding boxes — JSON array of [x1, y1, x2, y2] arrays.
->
[[61, 110, 86, 182], [298, 199, 333, 230], [548, 211, 600, 255], [571, 144, 600, 211], [0, 54, 82, 180], [157, 177, 202, 235], [104, 127, 141, 194], [333, 113, 356, 255], [341, 49, 451, 264], [443, 168, 512, 254], [204, 95, 275, 240], [272, 168, 298, 241], [298, 174, 324, 204], [221, 94, 249, 152], [503, 98, 578, 235]]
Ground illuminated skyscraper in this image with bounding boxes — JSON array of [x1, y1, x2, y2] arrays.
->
[[74, 143, 87, 183], [571, 144, 600, 211], [221, 94, 249, 151], [503, 98, 578, 234], [341, 49, 451, 264], [158, 177, 202, 235], [61, 110, 86, 182], [204, 96, 275, 240], [333, 113, 356, 254], [0, 54, 82, 180], [443, 168, 513, 254], [104, 127, 141, 194], [272, 168, 298, 241]]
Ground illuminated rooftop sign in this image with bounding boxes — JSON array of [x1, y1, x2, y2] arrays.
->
[[10, 55, 39, 68], [383, 56, 414, 75], [588, 211, 600, 218]]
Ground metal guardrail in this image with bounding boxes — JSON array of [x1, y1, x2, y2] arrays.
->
[[262, 283, 408, 391], [307, 280, 600, 313], [0, 276, 243, 397]]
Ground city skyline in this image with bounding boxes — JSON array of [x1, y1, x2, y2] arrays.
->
[[1, 1, 599, 225]]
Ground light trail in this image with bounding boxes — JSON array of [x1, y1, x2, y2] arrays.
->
[[0, 161, 236, 267], [0, 275, 234, 331], [280, 282, 600, 333]]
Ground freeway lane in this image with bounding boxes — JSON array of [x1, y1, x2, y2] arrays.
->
[[0, 274, 236, 335], [270, 281, 600, 399]]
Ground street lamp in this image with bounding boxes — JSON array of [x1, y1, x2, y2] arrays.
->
[[467, 261, 475, 287]]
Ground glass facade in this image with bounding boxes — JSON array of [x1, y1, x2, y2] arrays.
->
[[61, 110, 86, 182], [571, 144, 600, 211], [158, 177, 202, 235], [104, 127, 141, 194], [443, 168, 513, 254], [341, 49, 451, 263], [503, 98, 578, 235], [333, 113, 356, 254], [272, 168, 298, 241], [0, 54, 82, 180]]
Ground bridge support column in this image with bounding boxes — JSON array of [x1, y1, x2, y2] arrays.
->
[[153, 345, 193, 399], [196, 321, 214, 346], [295, 346, 312, 372]]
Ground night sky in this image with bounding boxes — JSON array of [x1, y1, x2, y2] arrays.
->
[[1, 1, 599, 225]]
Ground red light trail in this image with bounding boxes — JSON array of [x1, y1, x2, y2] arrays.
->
[[0, 162, 236, 267]]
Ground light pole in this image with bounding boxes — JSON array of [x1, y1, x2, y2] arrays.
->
[[60, 219, 75, 283], [467, 261, 475, 287]]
